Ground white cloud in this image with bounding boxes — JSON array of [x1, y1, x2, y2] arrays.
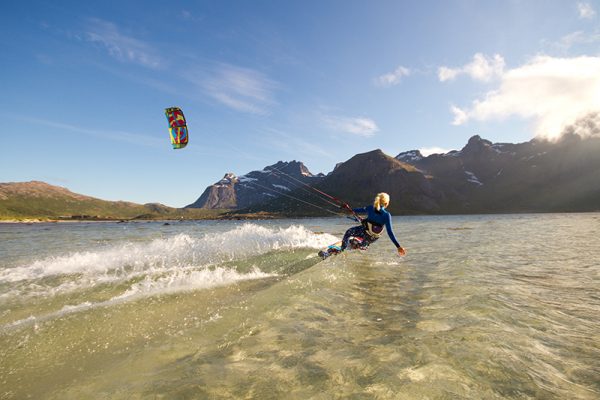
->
[[562, 112, 600, 138], [438, 66, 460, 82], [200, 64, 278, 115], [324, 115, 379, 137], [438, 53, 505, 82], [450, 55, 600, 139], [578, 2, 596, 19], [450, 105, 468, 126], [85, 18, 162, 69], [376, 65, 410, 87]]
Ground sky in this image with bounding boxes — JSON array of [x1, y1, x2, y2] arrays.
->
[[1, 0, 600, 207]]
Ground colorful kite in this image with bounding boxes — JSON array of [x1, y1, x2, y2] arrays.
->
[[164, 107, 188, 149]]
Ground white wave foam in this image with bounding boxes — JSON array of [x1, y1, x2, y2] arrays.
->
[[0, 224, 335, 284], [209, 223, 336, 254], [112, 266, 276, 301], [0, 234, 195, 283], [0, 224, 337, 308]]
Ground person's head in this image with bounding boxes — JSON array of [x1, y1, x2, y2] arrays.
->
[[373, 192, 390, 211]]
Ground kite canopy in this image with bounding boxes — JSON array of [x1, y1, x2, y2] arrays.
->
[[164, 107, 188, 149]]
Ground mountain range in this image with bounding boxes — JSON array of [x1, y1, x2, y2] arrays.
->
[[2, 133, 599, 220], [187, 133, 600, 215]]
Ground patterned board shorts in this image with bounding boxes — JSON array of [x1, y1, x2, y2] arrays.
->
[[341, 225, 378, 250]]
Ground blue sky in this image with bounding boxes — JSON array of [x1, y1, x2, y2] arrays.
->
[[2, 0, 600, 207]]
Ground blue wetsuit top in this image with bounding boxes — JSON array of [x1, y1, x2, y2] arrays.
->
[[353, 205, 401, 248]]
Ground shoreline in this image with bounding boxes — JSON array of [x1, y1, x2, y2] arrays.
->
[[2, 210, 599, 224], [0, 213, 286, 224]]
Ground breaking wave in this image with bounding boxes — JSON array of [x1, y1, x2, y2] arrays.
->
[[0, 224, 336, 328]]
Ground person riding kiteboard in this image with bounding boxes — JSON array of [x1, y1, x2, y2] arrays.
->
[[318, 192, 406, 259]]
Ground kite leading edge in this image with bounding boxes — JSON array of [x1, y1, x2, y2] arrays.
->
[[164, 107, 188, 149]]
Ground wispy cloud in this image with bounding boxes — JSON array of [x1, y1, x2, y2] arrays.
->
[[376, 65, 410, 87], [197, 63, 278, 115], [553, 30, 600, 51], [180, 9, 204, 22], [449, 55, 600, 139], [439, 53, 505, 82], [85, 18, 163, 69], [22, 117, 164, 148], [578, 2, 596, 19], [259, 128, 332, 160], [82, 20, 278, 116], [323, 115, 379, 137], [89, 61, 181, 95]]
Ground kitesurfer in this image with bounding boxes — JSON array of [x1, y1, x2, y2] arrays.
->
[[333, 192, 406, 257]]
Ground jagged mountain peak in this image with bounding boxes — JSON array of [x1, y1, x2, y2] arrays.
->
[[345, 149, 389, 162], [264, 160, 313, 177], [462, 135, 493, 153], [332, 149, 417, 177], [395, 150, 424, 164], [186, 159, 323, 209], [217, 173, 238, 186]]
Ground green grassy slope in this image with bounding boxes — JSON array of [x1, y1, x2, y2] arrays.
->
[[0, 181, 225, 221]]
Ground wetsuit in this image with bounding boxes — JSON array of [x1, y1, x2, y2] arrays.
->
[[341, 205, 400, 250]]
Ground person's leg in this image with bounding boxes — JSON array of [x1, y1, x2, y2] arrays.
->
[[341, 226, 366, 250]]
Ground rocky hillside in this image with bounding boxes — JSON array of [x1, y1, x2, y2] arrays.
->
[[186, 161, 324, 209], [0, 181, 94, 201], [232, 149, 451, 216], [398, 134, 600, 213], [309, 149, 446, 213], [0, 181, 219, 220]]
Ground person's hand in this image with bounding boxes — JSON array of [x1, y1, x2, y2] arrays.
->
[[397, 246, 406, 256]]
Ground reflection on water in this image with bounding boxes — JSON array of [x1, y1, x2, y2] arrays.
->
[[1, 214, 599, 399]]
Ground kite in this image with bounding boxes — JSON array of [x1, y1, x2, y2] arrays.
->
[[164, 107, 188, 149]]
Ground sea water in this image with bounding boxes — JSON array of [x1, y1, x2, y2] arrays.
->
[[0, 214, 599, 399]]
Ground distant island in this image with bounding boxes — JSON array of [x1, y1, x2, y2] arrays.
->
[[2, 134, 599, 222]]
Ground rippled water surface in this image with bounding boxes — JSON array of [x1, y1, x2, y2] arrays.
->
[[1, 214, 599, 399]]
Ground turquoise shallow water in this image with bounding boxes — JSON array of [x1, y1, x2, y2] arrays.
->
[[1, 214, 599, 399]]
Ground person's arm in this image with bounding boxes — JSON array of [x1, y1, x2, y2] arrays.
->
[[385, 214, 406, 256]]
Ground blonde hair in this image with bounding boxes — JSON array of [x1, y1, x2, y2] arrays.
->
[[373, 192, 390, 211]]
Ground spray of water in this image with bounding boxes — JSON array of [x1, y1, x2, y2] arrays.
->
[[0, 224, 336, 329]]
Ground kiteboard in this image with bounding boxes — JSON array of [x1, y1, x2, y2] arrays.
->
[[318, 236, 368, 260]]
